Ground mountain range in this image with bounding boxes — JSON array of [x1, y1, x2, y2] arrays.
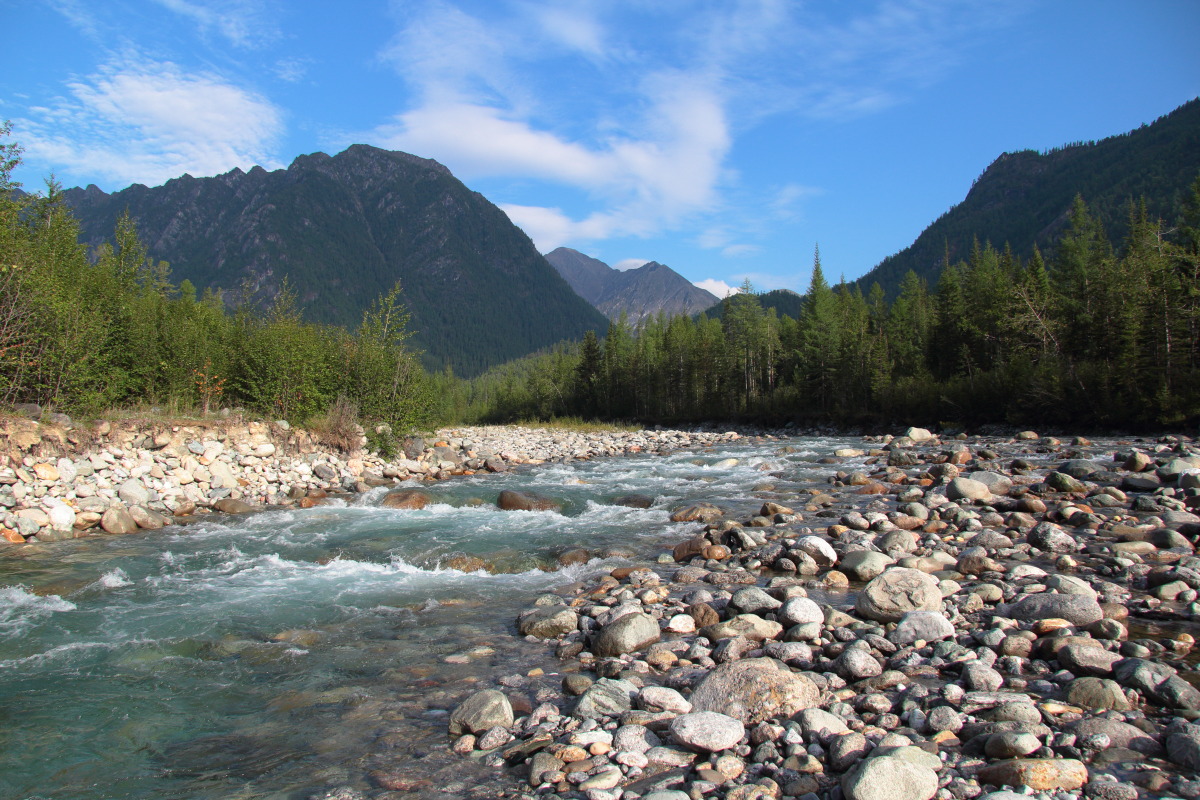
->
[[543, 247, 718, 324], [61, 145, 608, 377]]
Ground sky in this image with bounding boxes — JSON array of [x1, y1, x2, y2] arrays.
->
[[3, 1, 1199, 298]]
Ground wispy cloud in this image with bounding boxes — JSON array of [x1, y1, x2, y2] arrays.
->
[[17, 59, 284, 187], [151, 0, 281, 48], [359, 0, 1020, 252]]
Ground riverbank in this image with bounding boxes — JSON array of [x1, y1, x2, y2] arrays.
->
[[440, 429, 1200, 800], [0, 414, 743, 545]]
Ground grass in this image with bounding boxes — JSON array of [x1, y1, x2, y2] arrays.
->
[[511, 416, 641, 433]]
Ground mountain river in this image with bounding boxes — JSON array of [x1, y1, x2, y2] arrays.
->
[[0, 435, 863, 799]]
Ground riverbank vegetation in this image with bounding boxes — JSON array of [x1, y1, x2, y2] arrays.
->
[[3, 120, 1199, 434], [454, 188, 1200, 430]]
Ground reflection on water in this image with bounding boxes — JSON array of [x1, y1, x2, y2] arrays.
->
[[0, 437, 858, 799]]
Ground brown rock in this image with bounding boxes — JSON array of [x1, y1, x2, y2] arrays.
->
[[674, 537, 708, 562], [976, 758, 1087, 791], [2, 528, 25, 543], [670, 503, 724, 523], [214, 498, 256, 514], [381, 488, 433, 509], [497, 490, 561, 512], [100, 506, 138, 534], [688, 602, 721, 628], [689, 658, 820, 723]]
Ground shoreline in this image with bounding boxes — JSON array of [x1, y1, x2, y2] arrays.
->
[[436, 429, 1200, 800], [0, 415, 750, 546]]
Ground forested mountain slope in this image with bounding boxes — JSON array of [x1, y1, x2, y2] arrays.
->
[[860, 98, 1200, 295], [62, 145, 608, 376]]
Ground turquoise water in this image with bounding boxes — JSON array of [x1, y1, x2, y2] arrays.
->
[[0, 437, 857, 799]]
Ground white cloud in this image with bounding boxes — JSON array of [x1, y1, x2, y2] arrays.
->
[[722, 244, 761, 258], [18, 60, 283, 188], [613, 258, 649, 271], [695, 279, 740, 298]]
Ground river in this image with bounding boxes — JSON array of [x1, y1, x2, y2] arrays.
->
[[0, 434, 861, 800]]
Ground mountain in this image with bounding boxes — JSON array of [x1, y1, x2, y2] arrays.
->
[[544, 247, 718, 324], [61, 145, 608, 377], [699, 289, 805, 321], [859, 98, 1200, 295]]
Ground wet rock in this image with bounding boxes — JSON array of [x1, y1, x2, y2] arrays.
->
[[496, 490, 560, 512], [669, 503, 723, 523], [448, 689, 513, 736], [689, 657, 820, 723], [614, 493, 654, 509], [214, 498, 257, 514], [380, 489, 432, 509], [1166, 720, 1200, 770], [100, 506, 138, 534], [575, 678, 638, 719], [670, 711, 745, 752], [592, 612, 660, 656], [856, 568, 943, 622], [518, 606, 579, 638]]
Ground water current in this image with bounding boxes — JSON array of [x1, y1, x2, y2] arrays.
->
[[0, 435, 862, 799]]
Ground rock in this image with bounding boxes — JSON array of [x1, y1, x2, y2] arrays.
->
[[984, 732, 1041, 759], [117, 478, 150, 505], [832, 647, 882, 681], [1072, 717, 1163, 755], [796, 708, 850, 743], [841, 753, 938, 800], [381, 489, 432, 509], [926, 706, 963, 733], [793, 535, 838, 567], [100, 506, 138, 534], [518, 606, 578, 638], [1113, 658, 1200, 710], [840, 550, 895, 581], [448, 690, 513, 736], [1005, 593, 1103, 626], [496, 490, 560, 512], [670, 711, 745, 752], [855, 568, 943, 622], [1070, 681, 1132, 710], [777, 596, 824, 627], [961, 662, 1004, 692], [592, 612, 660, 656], [575, 678, 638, 719], [214, 498, 256, 514], [891, 610, 955, 645], [128, 505, 167, 530], [614, 493, 654, 509], [828, 731, 870, 772], [689, 658, 819, 724], [904, 427, 936, 443], [639, 686, 692, 714], [947, 477, 991, 502], [1027, 521, 1081, 553], [976, 758, 1088, 791], [730, 587, 781, 615], [1166, 721, 1200, 770], [1058, 644, 1122, 676], [700, 614, 782, 643], [209, 460, 238, 489], [669, 503, 724, 523]]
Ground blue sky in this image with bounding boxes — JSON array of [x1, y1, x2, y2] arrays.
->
[[4, 1, 1198, 297]]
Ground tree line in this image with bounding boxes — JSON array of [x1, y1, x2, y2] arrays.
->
[[456, 186, 1200, 430], [0, 125, 434, 442]]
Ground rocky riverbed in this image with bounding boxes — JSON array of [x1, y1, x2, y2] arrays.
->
[[440, 428, 1200, 800], [0, 414, 739, 544]]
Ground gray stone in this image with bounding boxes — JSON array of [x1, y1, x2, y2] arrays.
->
[[700, 613, 782, 642], [890, 610, 955, 645], [961, 662, 1004, 692], [1166, 721, 1200, 770], [729, 586, 781, 615], [638, 686, 692, 714], [518, 606, 578, 638], [1058, 644, 1122, 676], [828, 730, 869, 772], [1113, 657, 1200, 710], [777, 596, 823, 627], [926, 706, 963, 734], [855, 568, 942, 622], [1027, 521, 1080, 553], [841, 753, 938, 800], [796, 708, 850, 743], [117, 479, 150, 505], [1004, 593, 1103, 626], [689, 657, 820, 724], [984, 731, 1041, 759], [1072, 717, 1163, 755], [832, 647, 882, 681], [592, 612, 660, 656], [669, 711, 745, 752], [575, 678, 638, 720], [449, 689, 513, 735], [840, 550, 895, 581], [947, 477, 991, 502]]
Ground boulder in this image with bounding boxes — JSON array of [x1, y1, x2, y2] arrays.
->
[[448, 689, 513, 735], [1004, 593, 1103, 626], [592, 613, 660, 656], [669, 711, 745, 752], [689, 658, 819, 724], [381, 489, 432, 509], [518, 606, 579, 639], [842, 753, 938, 800], [976, 759, 1087, 791], [496, 490, 560, 512], [855, 568, 943, 622], [100, 506, 138, 534]]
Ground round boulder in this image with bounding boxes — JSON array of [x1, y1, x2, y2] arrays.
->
[[855, 568, 943, 622], [689, 657, 819, 724], [592, 612, 660, 657]]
